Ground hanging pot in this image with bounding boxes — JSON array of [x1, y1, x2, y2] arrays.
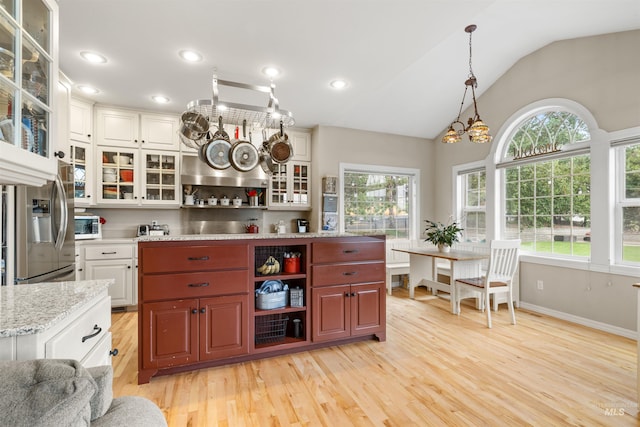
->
[[258, 130, 276, 174], [267, 120, 293, 163], [180, 111, 209, 140]]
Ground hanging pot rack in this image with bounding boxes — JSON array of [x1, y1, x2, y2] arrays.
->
[[184, 75, 294, 133]]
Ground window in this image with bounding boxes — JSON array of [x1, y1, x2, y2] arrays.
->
[[341, 165, 419, 240], [500, 111, 591, 257], [617, 141, 640, 264], [460, 169, 486, 243]]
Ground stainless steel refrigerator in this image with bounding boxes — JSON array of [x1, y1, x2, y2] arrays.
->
[[11, 161, 75, 284]]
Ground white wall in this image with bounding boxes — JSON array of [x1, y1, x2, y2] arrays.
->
[[310, 126, 434, 234], [431, 29, 640, 335]]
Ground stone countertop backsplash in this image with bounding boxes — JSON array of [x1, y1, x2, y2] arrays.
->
[[0, 279, 113, 337]]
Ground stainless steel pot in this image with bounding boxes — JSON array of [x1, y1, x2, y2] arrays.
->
[[180, 111, 209, 140], [200, 116, 231, 169]]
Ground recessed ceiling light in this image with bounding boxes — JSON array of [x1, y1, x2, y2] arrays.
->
[[330, 79, 348, 90], [179, 50, 202, 62], [152, 95, 170, 104], [262, 66, 280, 78], [77, 85, 99, 94], [80, 51, 107, 64]]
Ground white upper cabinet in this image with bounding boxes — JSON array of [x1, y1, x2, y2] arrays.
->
[[69, 98, 93, 143], [95, 107, 179, 151], [289, 130, 311, 162], [0, 0, 60, 186]]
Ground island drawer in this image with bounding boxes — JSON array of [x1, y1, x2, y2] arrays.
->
[[141, 244, 249, 273], [312, 261, 385, 287], [142, 270, 249, 301], [45, 295, 111, 362], [312, 240, 384, 264]]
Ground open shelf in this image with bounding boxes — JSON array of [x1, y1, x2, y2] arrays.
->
[[254, 306, 306, 316]]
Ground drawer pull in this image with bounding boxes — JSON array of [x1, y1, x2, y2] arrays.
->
[[188, 282, 210, 288], [110, 348, 119, 357], [343, 249, 359, 254], [343, 271, 358, 276], [188, 256, 210, 261], [82, 324, 102, 343], [101, 251, 117, 255]]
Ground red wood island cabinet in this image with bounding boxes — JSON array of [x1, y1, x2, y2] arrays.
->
[[137, 235, 385, 384]]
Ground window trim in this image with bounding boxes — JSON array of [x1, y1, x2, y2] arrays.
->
[[452, 160, 487, 243], [613, 136, 640, 266], [339, 162, 420, 240]]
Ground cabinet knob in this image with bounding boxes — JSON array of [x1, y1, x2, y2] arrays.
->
[[141, 140, 145, 143], [345, 292, 350, 297], [134, 139, 138, 143], [127, 265, 132, 269], [200, 308, 206, 314], [191, 309, 198, 314], [54, 151, 65, 159], [87, 134, 91, 138], [87, 194, 91, 198], [78, 268, 83, 272], [351, 292, 356, 297], [110, 348, 119, 357]]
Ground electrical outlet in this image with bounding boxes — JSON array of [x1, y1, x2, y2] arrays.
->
[[537, 280, 544, 290]]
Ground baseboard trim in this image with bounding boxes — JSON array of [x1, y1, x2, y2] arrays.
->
[[519, 302, 636, 340]]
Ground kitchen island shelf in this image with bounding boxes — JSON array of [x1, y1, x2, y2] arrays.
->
[[254, 272, 306, 281], [254, 306, 307, 316]]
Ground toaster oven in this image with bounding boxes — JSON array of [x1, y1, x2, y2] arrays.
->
[[74, 214, 102, 240]]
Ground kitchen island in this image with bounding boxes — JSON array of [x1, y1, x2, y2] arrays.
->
[[137, 233, 386, 383], [0, 279, 115, 367]]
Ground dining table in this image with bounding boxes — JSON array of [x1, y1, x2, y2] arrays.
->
[[392, 247, 489, 314]]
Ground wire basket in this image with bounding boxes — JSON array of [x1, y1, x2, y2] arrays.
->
[[255, 314, 289, 344]]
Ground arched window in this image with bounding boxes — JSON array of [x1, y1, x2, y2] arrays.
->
[[499, 110, 591, 257]]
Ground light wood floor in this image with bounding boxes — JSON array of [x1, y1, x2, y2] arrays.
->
[[111, 287, 639, 426]]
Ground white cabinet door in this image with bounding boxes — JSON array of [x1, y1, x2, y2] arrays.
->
[[96, 108, 140, 148], [71, 140, 95, 206], [85, 260, 134, 307], [57, 78, 71, 163], [140, 114, 180, 151], [69, 98, 93, 143], [289, 131, 311, 162], [96, 147, 139, 205]]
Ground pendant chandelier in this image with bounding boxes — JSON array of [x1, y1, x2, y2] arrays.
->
[[442, 24, 492, 144]]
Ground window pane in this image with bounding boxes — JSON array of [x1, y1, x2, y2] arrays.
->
[[460, 170, 486, 242], [625, 145, 640, 199], [343, 171, 410, 238], [623, 207, 640, 263]]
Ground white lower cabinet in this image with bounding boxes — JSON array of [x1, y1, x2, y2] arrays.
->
[[0, 290, 113, 368], [82, 242, 136, 307]]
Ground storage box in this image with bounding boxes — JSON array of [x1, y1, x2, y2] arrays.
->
[[289, 287, 304, 307], [256, 291, 288, 310]]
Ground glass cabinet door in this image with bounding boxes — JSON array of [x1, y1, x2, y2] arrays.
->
[[291, 163, 309, 205], [99, 148, 136, 203], [71, 141, 93, 205], [270, 163, 288, 205], [142, 152, 177, 203]]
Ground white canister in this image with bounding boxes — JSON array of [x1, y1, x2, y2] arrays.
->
[[208, 197, 217, 206], [184, 195, 195, 205], [233, 197, 242, 207], [220, 197, 230, 206]]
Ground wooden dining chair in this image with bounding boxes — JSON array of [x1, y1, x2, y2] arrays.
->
[[454, 239, 520, 328]]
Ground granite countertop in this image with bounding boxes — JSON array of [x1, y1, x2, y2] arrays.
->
[[0, 279, 113, 338], [136, 232, 359, 242]]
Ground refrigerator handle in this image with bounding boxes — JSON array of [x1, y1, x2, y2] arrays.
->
[[51, 174, 68, 251]]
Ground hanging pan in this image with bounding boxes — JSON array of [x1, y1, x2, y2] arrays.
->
[[200, 116, 231, 169], [230, 120, 259, 171], [267, 120, 293, 164]]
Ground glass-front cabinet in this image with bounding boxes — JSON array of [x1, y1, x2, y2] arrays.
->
[[96, 147, 179, 206], [269, 161, 310, 210], [70, 141, 94, 206], [141, 151, 178, 204], [97, 147, 138, 205], [0, 0, 59, 186]]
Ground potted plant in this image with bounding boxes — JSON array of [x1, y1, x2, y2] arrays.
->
[[424, 219, 464, 252]]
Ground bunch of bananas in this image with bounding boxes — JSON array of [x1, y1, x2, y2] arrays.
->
[[257, 256, 280, 275]]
